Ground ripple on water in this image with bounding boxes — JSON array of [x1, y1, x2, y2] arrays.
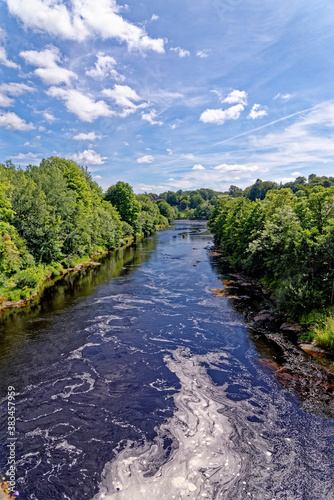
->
[[92, 348, 275, 500]]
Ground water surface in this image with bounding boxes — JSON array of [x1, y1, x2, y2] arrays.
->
[[0, 222, 333, 499]]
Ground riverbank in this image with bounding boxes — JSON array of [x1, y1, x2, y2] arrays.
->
[[0, 236, 139, 316], [208, 248, 334, 377]]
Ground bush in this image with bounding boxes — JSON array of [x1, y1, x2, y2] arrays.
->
[[308, 312, 334, 351], [13, 266, 45, 289]]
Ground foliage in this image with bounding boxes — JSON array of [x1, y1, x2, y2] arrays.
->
[[105, 181, 141, 228], [156, 199, 175, 223], [209, 185, 334, 331], [0, 158, 165, 304]]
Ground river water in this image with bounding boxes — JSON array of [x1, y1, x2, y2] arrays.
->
[[0, 221, 333, 500]]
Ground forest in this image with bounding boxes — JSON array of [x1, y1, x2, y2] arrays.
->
[[0, 157, 170, 305], [208, 176, 334, 352]]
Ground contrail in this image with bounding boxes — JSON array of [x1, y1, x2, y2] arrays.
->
[[210, 105, 317, 148]]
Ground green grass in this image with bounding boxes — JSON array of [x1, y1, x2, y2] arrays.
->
[[301, 308, 334, 352]]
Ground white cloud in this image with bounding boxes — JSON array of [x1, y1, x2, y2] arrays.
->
[[5, 0, 165, 53], [170, 47, 190, 58], [223, 90, 248, 106], [20, 46, 77, 85], [0, 46, 19, 68], [46, 87, 114, 122], [165, 162, 263, 191], [214, 163, 259, 173], [291, 171, 303, 177], [142, 109, 163, 126], [274, 93, 293, 101], [137, 155, 154, 164], [74, 131, 101, 141], [248, 104, 267, 119], [69, 149, 107, 165], [93, 175, 102, 179], [200, 104, 244, 125], [104, 85, 140, 109], [151, 14, 159, 21], [43, 111, 56, 122], [196, 50, 209, 58], [0, 111, 35, 130], [10, 152, 41, 160], [192, 164, 205, 170], [86, 53, 124, 81], [0, 82, 35, 107], [103, 84, 147, 117], [181, 153, 196, 160]]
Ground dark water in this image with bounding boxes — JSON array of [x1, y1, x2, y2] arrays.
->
[[0, 221, 333, 500]]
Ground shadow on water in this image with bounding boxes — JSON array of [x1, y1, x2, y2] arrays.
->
[[0, 236, 158, 389], [208, 251, 334, 419]]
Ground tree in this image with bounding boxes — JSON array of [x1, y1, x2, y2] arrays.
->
[[105, 181, 141, 228], [156, 200, 174, 223]]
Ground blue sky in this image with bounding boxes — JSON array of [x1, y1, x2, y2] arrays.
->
[[0, 0, 333, 193]]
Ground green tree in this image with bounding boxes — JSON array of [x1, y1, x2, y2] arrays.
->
[[156, 199, 175, 223], [105, 181, 141, 228]]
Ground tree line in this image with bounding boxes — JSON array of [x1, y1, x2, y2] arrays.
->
[[0, 157, 169, 303], [208, 182, 334, 351]]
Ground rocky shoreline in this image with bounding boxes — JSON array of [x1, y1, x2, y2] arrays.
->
[[208, 248, 334, 416]]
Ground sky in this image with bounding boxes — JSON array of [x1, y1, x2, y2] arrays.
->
[[0, 0, 333, 194]]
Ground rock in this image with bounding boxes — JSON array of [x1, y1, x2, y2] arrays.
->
[[1, 301, 15, 307], [299, 344, 327, 358], [89, 261, 101, 266], [253, 313, 274, 323], [280, 322, 301, 333], [210, 288, 227, 297]]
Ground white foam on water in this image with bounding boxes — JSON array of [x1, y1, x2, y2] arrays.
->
[[92, 348, 243, 500]]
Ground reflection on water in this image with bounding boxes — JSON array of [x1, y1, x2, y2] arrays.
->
[[0, 222, 333, 500]]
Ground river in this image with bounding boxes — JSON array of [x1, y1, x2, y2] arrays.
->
[[0, 221, 333, 500]]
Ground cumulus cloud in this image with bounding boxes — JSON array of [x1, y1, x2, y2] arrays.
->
[[170, 47, 190, 57], [248, 104, 267, 119], [0, 82, 35, 107], [103, 84, 147, 117], [86, 53, 124, 81], [200, 104, 244, 125], [5, 0, 165, 53], [142, 109, 163, 126], [223, 90, 248, 106], [73, 131, 101, 141], [137, 155, 154, 164], [196, 50, 209, 58], [20, 46, 77, 85], [104, 85, 140, 108], [43, 111, 56, 122], [69, 149, 107, 165], [151, 14, 159, 21], [0, 111, 35, 130], [0, 46, 19, 68], [46, 87, 114, 122], [192, 164, 205, 170]]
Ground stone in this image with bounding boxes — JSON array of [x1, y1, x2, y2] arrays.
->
[[280, 322, 301, 333]]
